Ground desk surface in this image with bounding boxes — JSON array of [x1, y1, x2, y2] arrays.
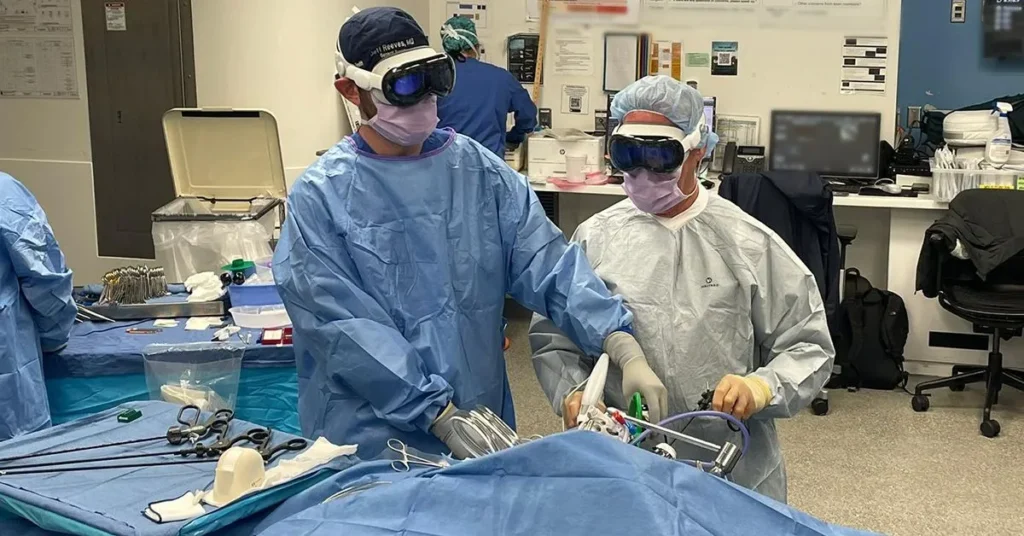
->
[[528, 179, 949, 210]]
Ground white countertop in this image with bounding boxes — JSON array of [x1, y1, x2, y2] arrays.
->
[[527, 179, 948, 210]]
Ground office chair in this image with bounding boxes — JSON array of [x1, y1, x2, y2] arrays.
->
[[911, 235, 1024, 438], [812, 224, 858, 416]]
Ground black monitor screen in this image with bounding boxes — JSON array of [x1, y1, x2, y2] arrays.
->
[[984, 0, 1024, 59], [769, 111, 881, 178]]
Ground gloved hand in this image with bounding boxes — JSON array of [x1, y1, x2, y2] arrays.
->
[[561, 391, 606, 430], [430, 403, 488, 460], [712, 374, 773, 419], [604, 331, 668, 423]]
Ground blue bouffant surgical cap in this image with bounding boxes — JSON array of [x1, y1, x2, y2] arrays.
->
[[611, 75, 718, 154]]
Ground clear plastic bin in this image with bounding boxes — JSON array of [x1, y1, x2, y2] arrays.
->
[[152, 197, 281, 284], [143, 342, 246, 412], [930, 160, 1021, 202], [229, 304, 291, 329]]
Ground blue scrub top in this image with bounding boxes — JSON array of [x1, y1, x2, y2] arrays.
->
[[437, 57, 538, 157]]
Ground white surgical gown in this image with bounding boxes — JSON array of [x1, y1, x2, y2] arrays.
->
[[530, 187, 835, 503]]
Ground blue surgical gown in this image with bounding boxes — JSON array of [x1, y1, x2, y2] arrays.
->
[[0, 173, 75, 440], [273, 129, 631, 457], [437, 58, 537, 157]]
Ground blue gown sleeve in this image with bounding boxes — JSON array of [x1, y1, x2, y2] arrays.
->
[[505, 74, 537, 146], [273, 184, 453, 433], [2, 208, 75, 352], [497, 165, 632, 356]]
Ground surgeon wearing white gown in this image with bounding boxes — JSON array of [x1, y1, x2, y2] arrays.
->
[[530, 76, 835, 503]]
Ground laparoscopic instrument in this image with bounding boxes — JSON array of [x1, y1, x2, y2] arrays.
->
[[445, 406, 540, 459], [0, 428, 307, 477], [576, 354, 748, 479], [0, 406, 234, 466]]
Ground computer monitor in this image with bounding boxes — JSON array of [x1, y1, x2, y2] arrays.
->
[[984, 0, 1024, 59], [703, 97, 717, 163], [769, 110, 881, 180]]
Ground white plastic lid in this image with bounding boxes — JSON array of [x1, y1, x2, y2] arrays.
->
[[162, 108, 287, 199]]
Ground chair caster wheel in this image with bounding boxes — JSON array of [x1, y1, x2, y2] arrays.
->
[[950, 383, 965, 392], [811, 398, 829, 416], [981, 420, 1001, 438], [911, 395, 930, 412]]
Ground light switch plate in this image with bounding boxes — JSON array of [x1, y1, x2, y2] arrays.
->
[[951, 0, 966, 23], [908, 106, 922, 126]]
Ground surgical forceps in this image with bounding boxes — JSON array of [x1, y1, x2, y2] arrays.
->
[[387, 439, 450, 472]]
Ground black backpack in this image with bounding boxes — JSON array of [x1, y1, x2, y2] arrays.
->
[[833, 269, 910, 390]]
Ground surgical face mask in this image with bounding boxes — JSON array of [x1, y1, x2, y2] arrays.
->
[[622, 167, 695, 214], [367, 94, 439, 147]]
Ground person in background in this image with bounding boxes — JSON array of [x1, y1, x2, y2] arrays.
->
[[436, 15, 537, 157], [273, 7, 665, 460], [529, 76, 834, 503], [0, 172, 76, 441]]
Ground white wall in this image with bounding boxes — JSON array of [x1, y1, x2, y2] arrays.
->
[[0, 0, 140, 283], [192, 0, 430, 185], [428, 1, 902, 144], [0, 1, 428, 283]]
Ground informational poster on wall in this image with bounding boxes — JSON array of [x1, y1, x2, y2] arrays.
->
[[553, 29, 594, 76], [529, 0, 641, 24], [685, 52, 710, 67], [0, 0, 78, 98], [839, 36, 887, 95], [104, 2, 126, 31], [561, 84, 590, 115], [649, 41, 682, 81], [645, 0, 887, 25], [445, 1, 489, 30], [711, 41, 738, 76]]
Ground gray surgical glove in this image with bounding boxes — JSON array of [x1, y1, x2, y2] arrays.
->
[[604, 331, 668, 423], [430, 403, 488, 460]]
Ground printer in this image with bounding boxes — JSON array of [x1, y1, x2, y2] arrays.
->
[[526, 129, 605, 178]]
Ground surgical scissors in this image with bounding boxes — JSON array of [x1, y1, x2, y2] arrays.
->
[[387, 439, 449, 472], [252, 430, 308, 462]]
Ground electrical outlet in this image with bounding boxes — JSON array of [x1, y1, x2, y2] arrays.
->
[[951, 0, 966, 23], [908, 106, 922, 126]]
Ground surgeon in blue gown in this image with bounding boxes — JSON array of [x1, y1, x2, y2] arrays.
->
[[436, 15, 537, 157], [273, 7, 666, 459], [0, 172, 76, 441]]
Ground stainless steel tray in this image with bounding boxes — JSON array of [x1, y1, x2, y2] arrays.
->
[[82, 301, 226, 321]]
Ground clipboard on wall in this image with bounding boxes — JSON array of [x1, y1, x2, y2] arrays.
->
[[603, 33, 641, 93]]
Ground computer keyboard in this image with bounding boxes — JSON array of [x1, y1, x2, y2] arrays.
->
[[827, 182, 863, 194]]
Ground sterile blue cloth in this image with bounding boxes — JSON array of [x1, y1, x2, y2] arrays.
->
[[257, 431, 877, 536], [0, 401, 353, 536], [42, 322, 298, 432], [0, 172, 76, 441], [437, 58, 538, 156], [273, 128, 631, 459]]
